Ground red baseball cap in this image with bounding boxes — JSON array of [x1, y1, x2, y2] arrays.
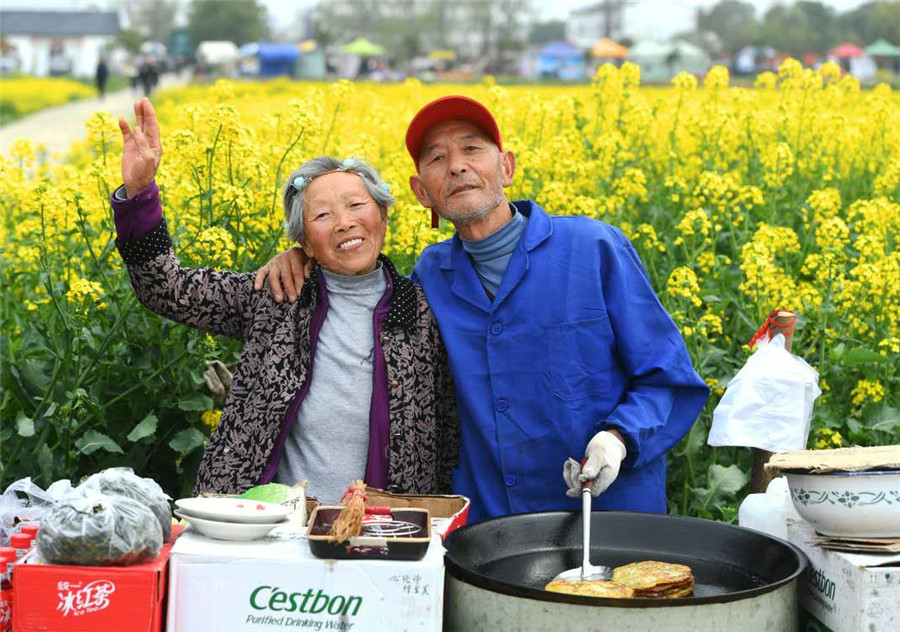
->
[[405, 95, 502, 167]]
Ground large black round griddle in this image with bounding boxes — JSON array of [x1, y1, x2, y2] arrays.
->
[[444, 511, 807, 608]]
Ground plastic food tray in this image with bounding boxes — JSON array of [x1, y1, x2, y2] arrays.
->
[[306, 506, 431, 560]]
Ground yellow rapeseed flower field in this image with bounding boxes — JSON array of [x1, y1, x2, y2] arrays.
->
[[0, 77, 97, 123], [1, 61, 897, 513]]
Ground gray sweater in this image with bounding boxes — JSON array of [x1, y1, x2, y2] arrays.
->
[[275, 263, 387, 503]]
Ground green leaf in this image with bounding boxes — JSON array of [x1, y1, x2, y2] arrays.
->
[[679, 422, 706, 457], [16, 412, 35, 437], [177, 392, 214, 412], [38, 444, 54, 484], [843, 347, 884, 367], [707, 463, 748, 498], [169, 428, 205, 455], [867, 405, 900, 433], [75, 430, 124, 455], [43, 402, 57, 418], [20, 359, 51, 393], [127, 413, 158, 442]]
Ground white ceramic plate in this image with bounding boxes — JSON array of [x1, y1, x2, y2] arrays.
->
[[174, 510, 287, 541], [174, 497, 291, 524]]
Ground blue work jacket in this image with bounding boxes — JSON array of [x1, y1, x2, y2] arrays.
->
[[412, 201, 709, 522]]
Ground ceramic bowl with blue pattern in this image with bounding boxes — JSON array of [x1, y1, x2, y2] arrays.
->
[[786, 470, 900, 537]]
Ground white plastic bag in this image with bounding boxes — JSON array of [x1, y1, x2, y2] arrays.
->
[[0, 478, 55, 546], [708, 334, 821, 452]]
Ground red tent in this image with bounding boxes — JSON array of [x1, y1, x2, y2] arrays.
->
[[829, 43, 865, 58]]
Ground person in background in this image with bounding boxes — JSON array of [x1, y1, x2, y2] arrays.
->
[[95, 56, 109, 100], [259, 95, 710, 522], [109, 98, 459, 503]]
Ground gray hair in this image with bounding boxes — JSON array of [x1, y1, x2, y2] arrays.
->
[[282, 156, 395, 242]]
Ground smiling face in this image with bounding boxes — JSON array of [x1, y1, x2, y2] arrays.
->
[[300, 171, 387, 276], [409, 119, 515, 227]]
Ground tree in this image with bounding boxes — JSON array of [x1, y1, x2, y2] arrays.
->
[[126, 0, 177, 44], [760, 2, 837, 55], [838, 1, 900, 45], [696, 0, 759, 56], [186, 0, 269, 47], [529, 20, 566, 45], [116, 28, 145, 55]]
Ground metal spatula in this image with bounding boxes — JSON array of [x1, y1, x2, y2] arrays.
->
[[552, 460, 612, 582]]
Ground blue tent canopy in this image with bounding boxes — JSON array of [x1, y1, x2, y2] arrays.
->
[[258, 43, 299, 64], [539, 41, 580, 59]]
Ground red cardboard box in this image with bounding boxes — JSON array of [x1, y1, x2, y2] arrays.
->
[[12, 528, 181, 632]]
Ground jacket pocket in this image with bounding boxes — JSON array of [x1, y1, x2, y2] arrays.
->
[[547, 316, 613, 402]]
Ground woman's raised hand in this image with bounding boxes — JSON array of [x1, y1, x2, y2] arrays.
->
[[118, 98, 163, 198]]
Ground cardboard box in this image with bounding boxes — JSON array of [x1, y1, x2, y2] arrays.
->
[[167, 525, 445, 631], [12, 531, 179, 632], [364, 488, 469, 539], [788, 519, 900, 631]]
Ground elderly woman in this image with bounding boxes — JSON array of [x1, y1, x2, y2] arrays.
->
[[111, 99, 458, 502]]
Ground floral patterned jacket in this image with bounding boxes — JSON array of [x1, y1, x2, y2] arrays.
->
[[116, 220, 459, 496]]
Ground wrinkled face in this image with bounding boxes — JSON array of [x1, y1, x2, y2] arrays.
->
[[410, 119, 514, 224], [300, 171, 387, 276]]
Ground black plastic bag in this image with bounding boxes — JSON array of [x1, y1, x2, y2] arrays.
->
[[80, 467, 172, 541], [36, 490, 162, 566]]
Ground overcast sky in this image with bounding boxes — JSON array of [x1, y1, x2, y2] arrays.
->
[[4, 1, 875, 42]]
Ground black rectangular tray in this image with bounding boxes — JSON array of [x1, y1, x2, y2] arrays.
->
[[306, 506, 431, 560]]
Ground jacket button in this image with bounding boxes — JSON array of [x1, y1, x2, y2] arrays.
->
[[491, 322, 503, 335], [496, 398, 509, 412], [504, 474, 517, 487], [390, 380, 400, 389]]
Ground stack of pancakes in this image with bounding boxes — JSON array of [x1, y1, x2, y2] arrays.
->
[[611, 561, 695, 598], [544, 560, 694, 599]]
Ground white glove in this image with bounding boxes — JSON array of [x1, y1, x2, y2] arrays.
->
[[563, 431, 627, 498]]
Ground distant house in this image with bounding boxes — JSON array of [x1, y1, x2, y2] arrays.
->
[[566, 2, 626, 51], [0, 10, 119, 78]]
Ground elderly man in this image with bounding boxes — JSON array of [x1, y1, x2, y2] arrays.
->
[[259, 96, 709, 522]]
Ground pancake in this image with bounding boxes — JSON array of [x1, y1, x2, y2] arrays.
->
[[544, 579, 635, 599], [612, 560, 694, 599]]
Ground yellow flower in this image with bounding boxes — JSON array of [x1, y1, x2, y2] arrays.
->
[[666, 266, 703, 308], [698, 313, 724, 339], [66, 277, 106, 314], [761, 142, 795, 188], [878, 337, 900, 355], [201, 409, 223, 430], [676, 209, 712, 241], [804, 188, 842, 222], [620, 62, 641, 88], [704, 66, 730, 90], [754, 72, 776, 90], [817, 61, 842, 84], [190, 227, 236, 269], [850, 379, 885, 407], [671, 71, 697, 91], [813, 428, 843, 450]]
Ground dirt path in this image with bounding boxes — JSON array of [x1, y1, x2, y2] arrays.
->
[[0, 73, 188, 162]]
